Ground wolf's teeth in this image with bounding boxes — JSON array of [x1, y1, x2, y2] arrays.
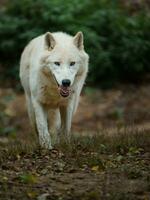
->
[[59, 86, 71, 97]]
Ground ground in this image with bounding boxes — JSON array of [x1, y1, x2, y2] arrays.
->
[[0, 131, 149, 200], [0, 85, 150, 200]]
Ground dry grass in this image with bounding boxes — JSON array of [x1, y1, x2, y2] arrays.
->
[[0, 127, 149, 160]]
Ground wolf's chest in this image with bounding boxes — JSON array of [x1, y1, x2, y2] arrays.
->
[[37, 85, 68, 108]]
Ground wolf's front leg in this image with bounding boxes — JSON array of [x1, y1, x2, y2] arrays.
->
[[60, 102, 74, 141], [32, 98, 52, 149]]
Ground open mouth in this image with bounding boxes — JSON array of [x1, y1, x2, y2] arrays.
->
[[52, 74, 71, 98], [59, 86, 71, 97]]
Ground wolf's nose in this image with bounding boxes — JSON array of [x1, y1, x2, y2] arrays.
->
[[62, 79, 71, 87]]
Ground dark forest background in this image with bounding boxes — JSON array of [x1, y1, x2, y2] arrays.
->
[[0, 0, 150, 88]]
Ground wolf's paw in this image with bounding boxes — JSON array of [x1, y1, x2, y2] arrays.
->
[[39, 136, 53, 150], [41, 142, 53, 150], [43, 142, 53, 150]]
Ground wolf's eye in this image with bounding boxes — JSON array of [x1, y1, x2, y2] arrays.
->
[[54, 62, 60, 66], [70, 62, 76, 66]]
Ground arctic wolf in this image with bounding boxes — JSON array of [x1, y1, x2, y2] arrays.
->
[[20, 31, 89, 149]]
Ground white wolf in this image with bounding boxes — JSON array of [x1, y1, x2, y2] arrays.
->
[[20, 31, 89, 149]]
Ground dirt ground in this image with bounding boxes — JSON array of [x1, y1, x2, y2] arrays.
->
[[0, 131, 149, 200], [0, 84, 150, 200], [1, 84, 150, 135]]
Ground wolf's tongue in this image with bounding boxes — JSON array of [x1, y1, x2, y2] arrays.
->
[[59, 86, 70, 97]]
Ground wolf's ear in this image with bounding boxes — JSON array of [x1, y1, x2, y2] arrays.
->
[[73, 32, 84, 50], [45, 32, 56, 50]]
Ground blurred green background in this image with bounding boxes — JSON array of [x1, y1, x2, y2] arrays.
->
[[0, 0, 150, 88]]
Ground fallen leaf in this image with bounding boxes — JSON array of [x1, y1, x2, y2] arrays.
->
[[91, 166, 99, 171]]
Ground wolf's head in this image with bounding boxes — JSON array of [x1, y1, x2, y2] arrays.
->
[[41, 31, 89, 97]]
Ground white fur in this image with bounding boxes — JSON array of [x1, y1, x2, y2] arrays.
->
[[20, 31, 89, 149]]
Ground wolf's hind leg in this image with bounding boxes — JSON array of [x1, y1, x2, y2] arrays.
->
[[25, 94, 37, 134]]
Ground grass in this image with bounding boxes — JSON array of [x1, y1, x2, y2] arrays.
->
[[0, 128, 149, 199], [58, 128, 150, 155]]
